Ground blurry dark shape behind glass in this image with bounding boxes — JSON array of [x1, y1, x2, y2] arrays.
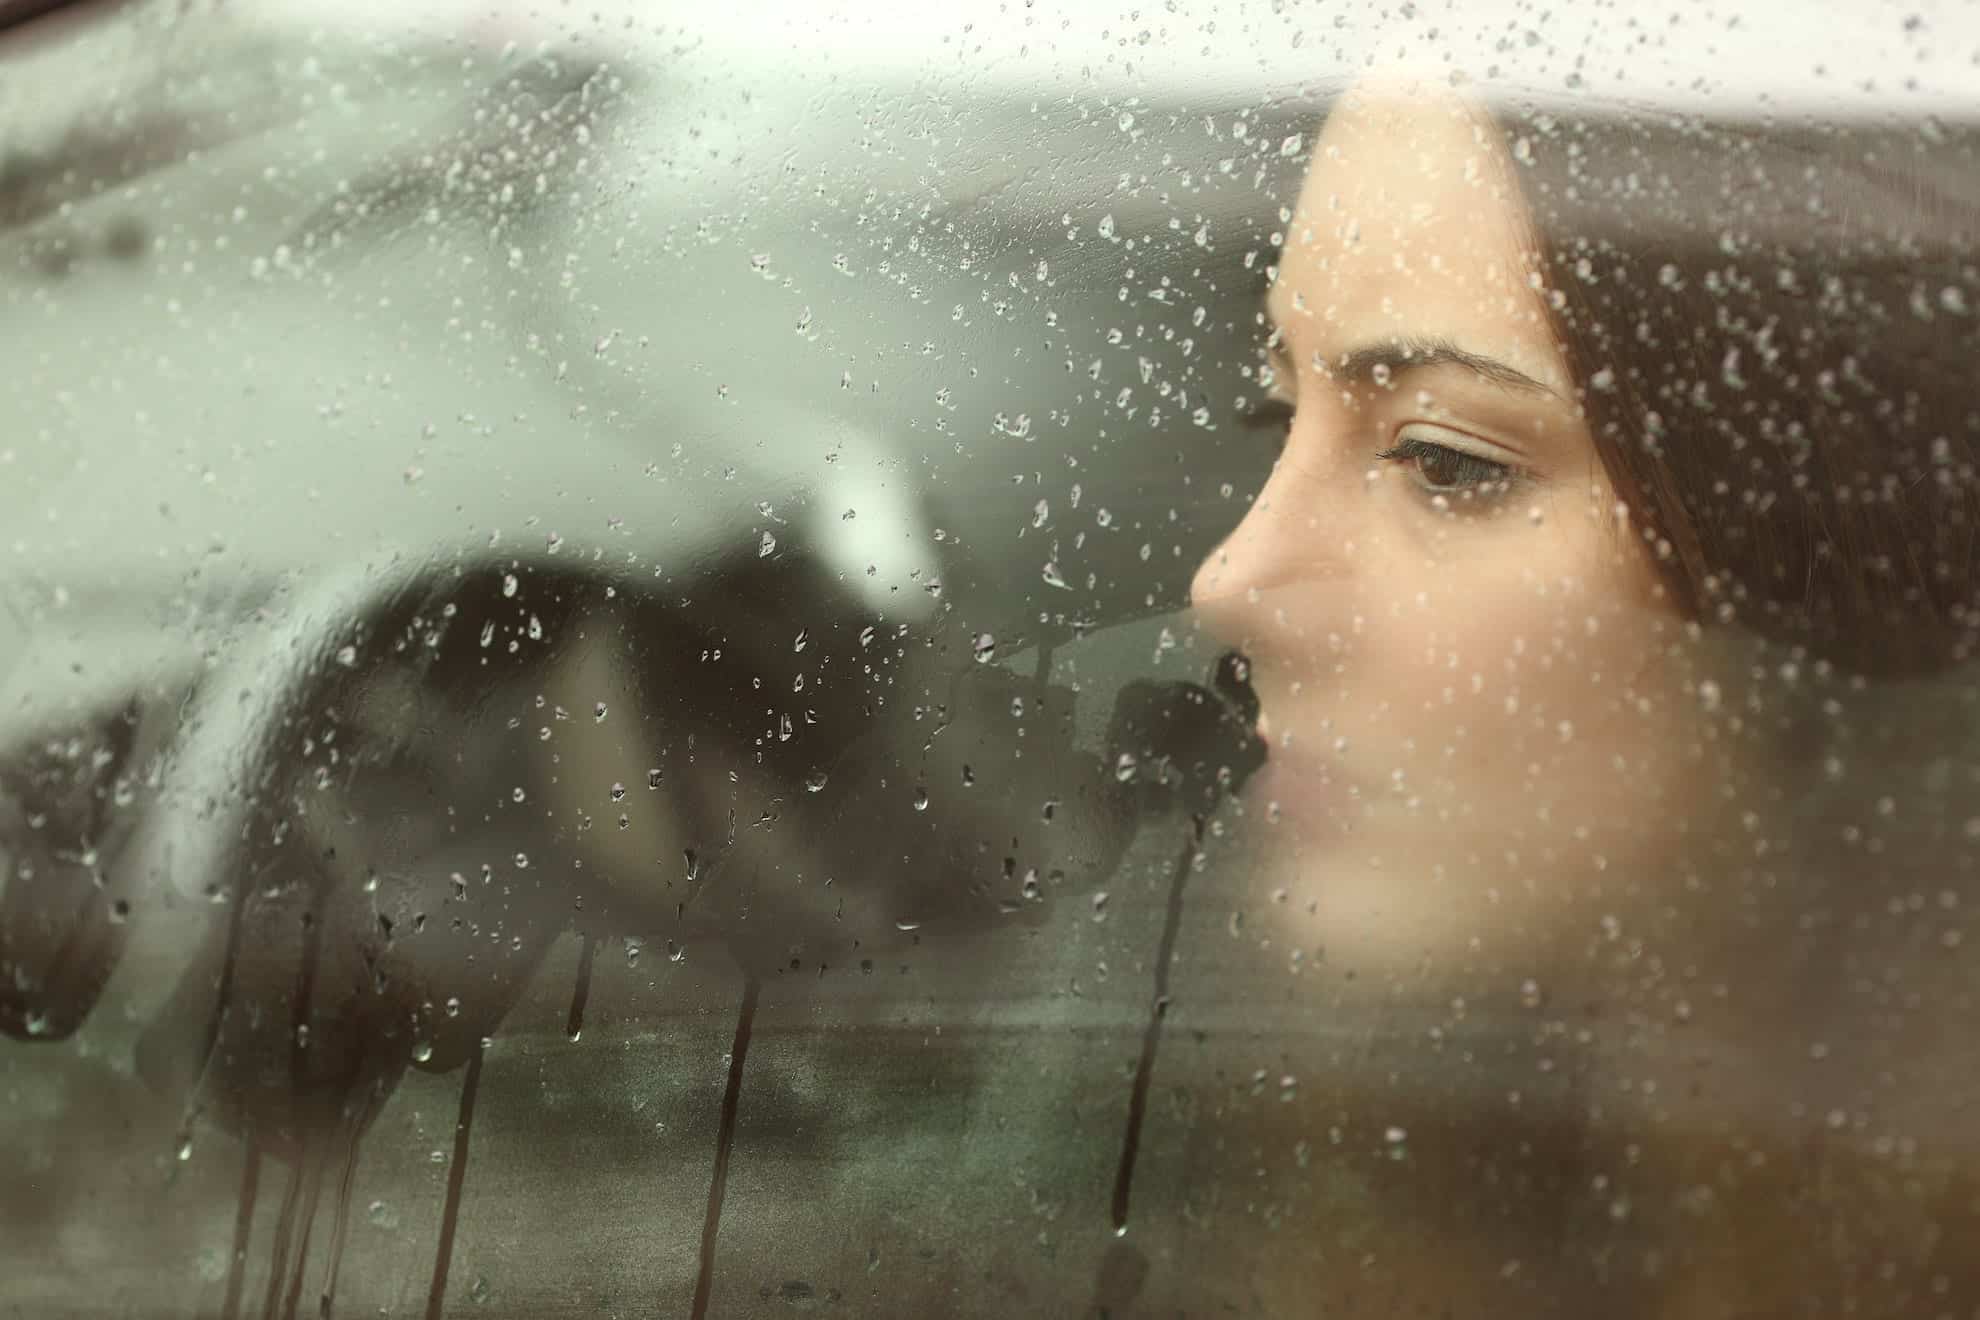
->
[[0, 0, 97, 35]]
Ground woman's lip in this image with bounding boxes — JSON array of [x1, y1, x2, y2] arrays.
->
[[1248, 755, 1334, 824], [1243, 723, 1360, 804]]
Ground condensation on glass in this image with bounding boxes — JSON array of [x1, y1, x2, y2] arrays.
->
[[2, 1, 1977, 1317]]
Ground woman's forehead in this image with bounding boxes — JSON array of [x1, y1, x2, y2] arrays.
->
[[1295, 84, 1523, 232], [1270, 91, 1568, 392]]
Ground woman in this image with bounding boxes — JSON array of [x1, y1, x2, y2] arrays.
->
[[1187, 79, 1980, 1317]]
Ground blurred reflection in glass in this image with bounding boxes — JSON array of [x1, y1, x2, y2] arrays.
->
[[1191, 75, 1980, 1317]]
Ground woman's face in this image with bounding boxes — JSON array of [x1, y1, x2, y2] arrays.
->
[[1192, 84, 1693, 976]]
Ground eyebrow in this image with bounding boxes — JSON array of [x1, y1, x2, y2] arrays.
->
[[1338, 336, 1560, 398], [1265, 311, 1561, 400]]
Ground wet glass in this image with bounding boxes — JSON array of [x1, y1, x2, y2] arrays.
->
[[3, 2, 1978, 1317]]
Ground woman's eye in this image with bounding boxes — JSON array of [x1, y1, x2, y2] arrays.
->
[[1376, 434, 1521, 501]]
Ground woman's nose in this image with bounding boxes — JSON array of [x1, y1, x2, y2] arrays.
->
[[1190, 448, 1346, 650]]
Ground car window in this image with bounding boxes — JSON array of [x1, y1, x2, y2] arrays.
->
[[4, 3, 1979, 1317]]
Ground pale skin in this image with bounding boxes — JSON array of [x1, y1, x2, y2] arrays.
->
[[1191, 81, 1705, 992]]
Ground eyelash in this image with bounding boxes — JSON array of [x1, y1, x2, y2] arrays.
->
[[1241, 401, 1526, 504], [1375, 433, 1522, 500]]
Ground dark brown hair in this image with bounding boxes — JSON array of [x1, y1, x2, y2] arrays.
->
[[1503, 104, 1980, 676], [1462, 103, 1980, 1319]]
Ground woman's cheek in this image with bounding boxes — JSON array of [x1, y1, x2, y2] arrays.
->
[[1370, 563, 1659, 802]]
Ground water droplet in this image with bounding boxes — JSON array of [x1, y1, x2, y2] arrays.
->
[[972, 632, 997, 664], [593, 701, 608, 723], [794, 629, 809, 653], [1041, 561, 1070, 590], [1091, 891, 1110, 922], [961, 764, 976, 787], [1117, 111, 1135, 131], [1097, 214, 1117, 240], [759, 531, 777, 557], [1114, 752, 1138, 782], [610, 782, 627, 802], [912, 786, 929, 812], [445, 996, 461, 1018], [648, 768, 663, 790], [502, 573, 518, 598], [804, 770, 829, 793], [413, 1040, 434, 1063], [514, 852, 529, 869], [335, 645, 358, 668]]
